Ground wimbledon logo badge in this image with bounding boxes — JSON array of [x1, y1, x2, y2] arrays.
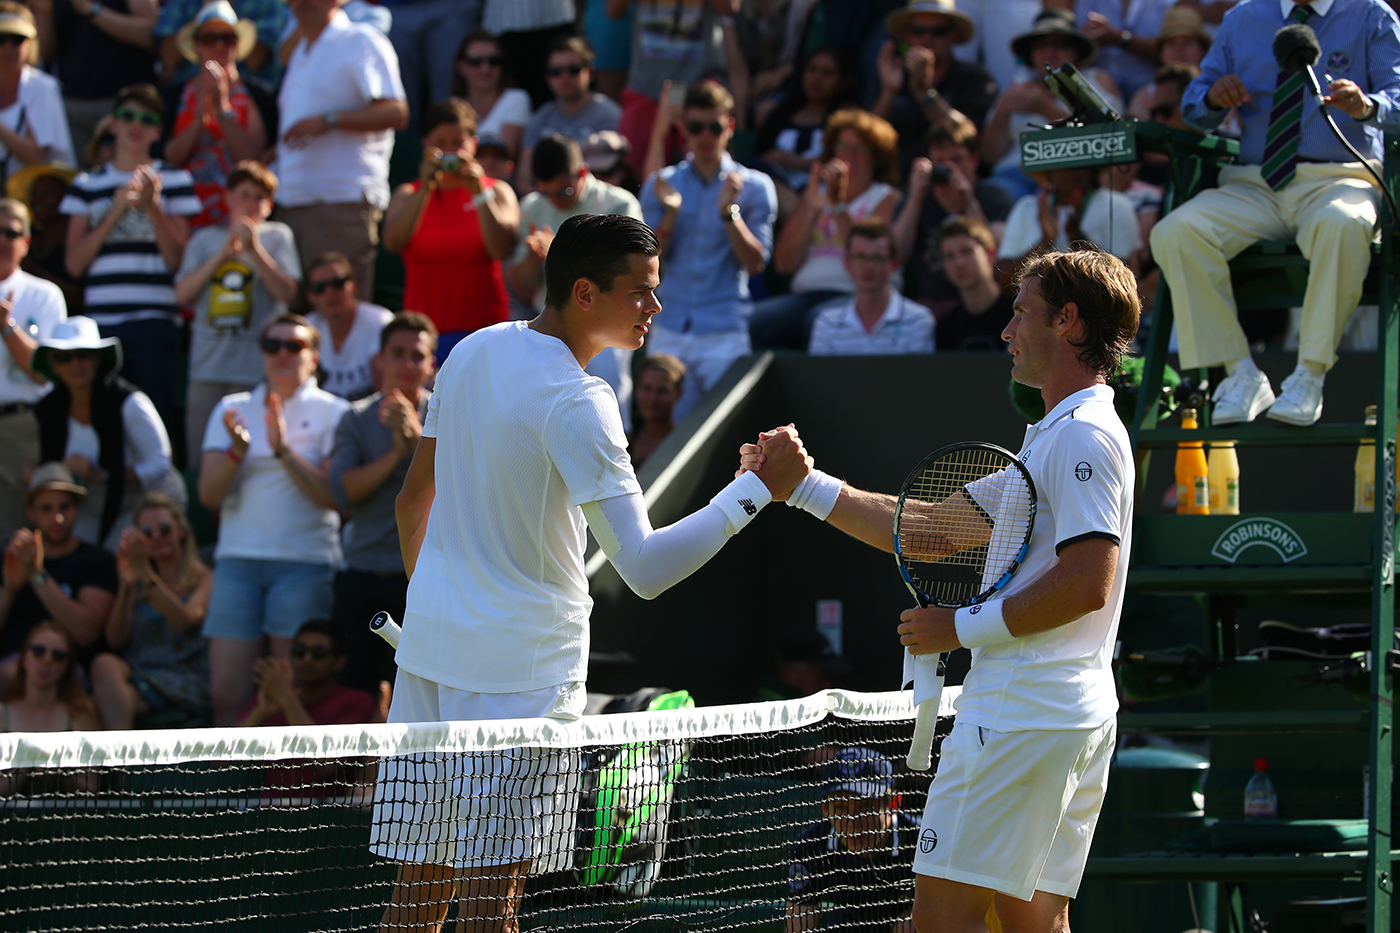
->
[[1209, 518, 1308, 564]]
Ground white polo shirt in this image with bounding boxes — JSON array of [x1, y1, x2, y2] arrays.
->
[[0, 268, 66, 405], [276, 10, 406, 209], [957, 384, 1134, 732], [807, 293, 935, 356], [397, 321, 642, 694], [202, 379, 350, 565]]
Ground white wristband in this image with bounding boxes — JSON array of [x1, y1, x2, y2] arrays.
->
[[471, 186, 496, 208], [785, 469, 843, 520], [710, 469, 772, 535], [953, 601, 1015, 648]]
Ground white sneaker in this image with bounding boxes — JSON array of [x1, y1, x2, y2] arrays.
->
[[1211, 369, 1275, 425], [1266, 370, 1325, 426]]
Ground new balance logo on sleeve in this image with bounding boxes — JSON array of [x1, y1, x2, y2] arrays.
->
[[739, 498, 757, 516]]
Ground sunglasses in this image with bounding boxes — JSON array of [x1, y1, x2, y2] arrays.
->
[[260, 337, 309, 355], [114, 107, 161, 128], [140, 522, 174, 538], [0, 226, 23, 240], [49, 348, 98, 364], [290, 643, 333, 660], [195, 31, 238, 46], [547, 64, 584, 77], [1148, 102, 1177, 120], [685, 120, 725, 136], [0, 34, 27, 47], [28, 644, 70, 662], [308, 275, 351, 294], [907, 22, 956, 37], [464, 55, 503, 67]]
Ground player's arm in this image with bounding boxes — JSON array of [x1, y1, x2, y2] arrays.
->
[[395, 435, 435, 579], [785, 901, 819, 932]]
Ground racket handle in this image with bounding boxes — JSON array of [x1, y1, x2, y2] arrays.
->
[[907, 698, 939, 771], [370, 610, 402, 649]]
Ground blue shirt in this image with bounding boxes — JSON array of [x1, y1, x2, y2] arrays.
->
[[641, 153, 777, 335], [1182, 0, 1400, 164], [1077, 0, 1177, 99]]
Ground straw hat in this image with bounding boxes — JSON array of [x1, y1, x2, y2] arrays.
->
[[581, 130, 630, 174], [32, 316, 122, 382], [0, 9, 37, 40], [25, 462, 87, 504], [1156, 6, 1211, 53], [174, 0, 258, 63], [885, 0, 976, 46], [6, 162, 77, 206], [1011, 9, 1097, 66]]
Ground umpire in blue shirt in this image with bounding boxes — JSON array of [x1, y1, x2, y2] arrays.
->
[[641, 82, 778, 424], [1150, 0, 1400, 428]]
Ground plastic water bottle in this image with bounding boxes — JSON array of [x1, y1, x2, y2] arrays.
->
[[1207, 441, 1240, 515], [1175, 408, 1209, 515], [1244, 757, 1278, 819]]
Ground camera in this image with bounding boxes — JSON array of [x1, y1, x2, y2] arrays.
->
[[438, 154, 463, 174], [928, 163, 954, 185]]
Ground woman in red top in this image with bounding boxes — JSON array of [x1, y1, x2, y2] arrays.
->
[[382, 98, 519, 362]]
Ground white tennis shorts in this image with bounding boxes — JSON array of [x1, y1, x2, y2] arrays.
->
[[369, 671, 587, 870], [910, 718, 1116, 901]]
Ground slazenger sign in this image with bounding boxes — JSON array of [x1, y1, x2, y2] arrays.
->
[[1210, 518, 1308, 564], [1021, 130, 1133, 170]]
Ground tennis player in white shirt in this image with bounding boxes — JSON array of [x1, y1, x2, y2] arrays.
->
[[373, 213, 813, 933]]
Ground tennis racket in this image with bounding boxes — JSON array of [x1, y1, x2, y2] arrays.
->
[[370, 610, 402, 649], [894, 442, 1037, 770]]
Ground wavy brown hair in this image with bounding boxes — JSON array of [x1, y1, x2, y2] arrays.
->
[[132, 492, 206, 593], [1015, 247, 1141, 378], [820, 109, 902, 187], [5, 621, 96, 720]]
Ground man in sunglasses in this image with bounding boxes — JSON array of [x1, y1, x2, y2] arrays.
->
[[641, 81, 777, 423], [519, 35, 620, 193], [872, 0, 998, 174], [238, 619, 378, 727]]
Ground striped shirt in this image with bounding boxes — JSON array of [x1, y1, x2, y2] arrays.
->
[[482, 0, 574, 34], [60, 162, 201, 329], [807, 293, 936, 356]]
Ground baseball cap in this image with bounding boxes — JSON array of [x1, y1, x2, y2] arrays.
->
[[822, 748, 894, 798], [476, 132, 510, 156], [581, 130, 630, 174]]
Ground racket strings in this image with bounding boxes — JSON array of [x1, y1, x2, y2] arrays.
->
[[897, 447, 1034, 607]]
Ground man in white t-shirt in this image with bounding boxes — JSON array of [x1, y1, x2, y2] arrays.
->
[[303, 251, 392, 400], [275, 0, 408, 298], [743, 248, 1140, 933], [372, 213, 812, 932], [0, 198, 65, 544], [808, 218, 935, 356], [998, 168, 1142, 276]]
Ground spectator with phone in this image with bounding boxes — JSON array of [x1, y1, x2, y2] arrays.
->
[[382, 98, 517, 363], [176, 160, 300, 465], [997, 167, 1141, 286], [519, 36, 621, 192], [871, 0, 998, 175]]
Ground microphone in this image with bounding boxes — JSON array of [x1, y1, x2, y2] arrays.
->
[[1273, 23, 1326, 106]]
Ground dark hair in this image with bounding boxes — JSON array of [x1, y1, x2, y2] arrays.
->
[[544, 214, 659, 311], [548, 34, 595, 69], [114, 83, 164, 120], [226, 160, 278, 198], [261, 312, 321, 353], [532, 133, 582, 182], [451, 29, 513, 96], [1153, 62, 1201, 96], [684, 81, 735, 117], [845, 216, 897, 257], [421, 97, 477, 139], [1014, 247, 1141, 377], [924, 116, 979, 156], [295, 619, 344, 656], [306, 251, 353, 282], [936, 214, 996, 253], [380, 311, 439, 352]]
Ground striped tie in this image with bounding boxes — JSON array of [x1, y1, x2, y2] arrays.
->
[[1261, 5, 1313, 190]]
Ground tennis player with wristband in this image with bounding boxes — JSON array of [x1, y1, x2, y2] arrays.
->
[[742, 248, 1139, 933], [374, 213, 812, 933]]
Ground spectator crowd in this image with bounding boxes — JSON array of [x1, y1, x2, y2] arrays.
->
[[0, 0, 1396, 734]]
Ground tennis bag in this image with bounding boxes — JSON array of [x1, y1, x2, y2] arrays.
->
[[574, 687, 694, 899]]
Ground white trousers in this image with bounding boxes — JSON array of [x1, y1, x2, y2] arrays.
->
[[646, 326, 752, 424], [1150, 162, 1380, 370]]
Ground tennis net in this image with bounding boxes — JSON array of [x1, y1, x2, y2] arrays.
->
[[1, 687, 956, 932]]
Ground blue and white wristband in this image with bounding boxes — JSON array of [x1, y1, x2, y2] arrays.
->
[[954, 601, 1015, 648]]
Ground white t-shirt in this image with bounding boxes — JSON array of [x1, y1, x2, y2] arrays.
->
[[307, 302, 393, 400], [0, 67, 75, 180], [276, 10, 406, 209], [955, 384, 1133, 732], [0, 268, 65, 405], [807, 293, 935, 356], [202, 380, 350, 565], [397, 321, 642, 694], [477, 87, 532, 140], [998, 187, 1142, 262]]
